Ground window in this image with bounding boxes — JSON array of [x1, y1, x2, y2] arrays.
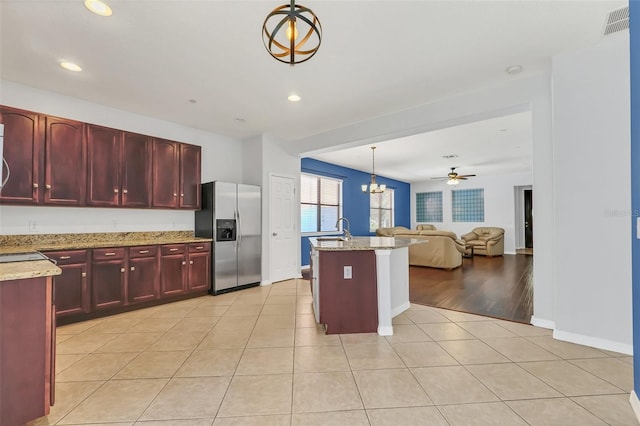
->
[[300, 173, 342, 234], [370, 189, 394, 232], [416, 191, 443, 222], [452, 188, 484, 222]]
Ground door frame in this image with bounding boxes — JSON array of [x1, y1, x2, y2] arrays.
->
[[268, 172, 300, 284]]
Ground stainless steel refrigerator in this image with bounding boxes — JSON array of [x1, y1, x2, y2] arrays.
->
[[195, 181, 261, 294]]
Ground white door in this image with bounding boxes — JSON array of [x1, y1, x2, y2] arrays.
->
[[270, 174, 297, 282]]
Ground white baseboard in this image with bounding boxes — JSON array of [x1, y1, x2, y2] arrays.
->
[[378, 325, 394, 336], [630, 391, 640, 423], [391, 301, 411, 318], [260, 280, 272, 286], [553, 329, 633, 355], [530, 316, 555, 330]]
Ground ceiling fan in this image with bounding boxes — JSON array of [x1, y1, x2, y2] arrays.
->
[[431, 167, 476, 185]]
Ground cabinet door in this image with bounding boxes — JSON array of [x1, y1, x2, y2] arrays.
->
[[0, 107, 42, 204], [128, 256, 159, 304], [92, 260, 126, 310], [188, 251, 210, 292], [179, 144, 201, 209], [44, 116, 86, 205], [54, 263, 89, 317], [87, 124, 122, 206], [152, 138, 179, 208], [160, 254, 186, 296], [122, 132, 152, 208]]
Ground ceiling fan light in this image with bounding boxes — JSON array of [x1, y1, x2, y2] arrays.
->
[[361, 184, 368, 193], [379, 184, 386, 191], [447, 178, 459, 185]]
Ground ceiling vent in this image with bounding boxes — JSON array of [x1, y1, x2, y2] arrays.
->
[[603, 6, 629, 36]]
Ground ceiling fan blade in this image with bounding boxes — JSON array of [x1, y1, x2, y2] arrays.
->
[[430, 177, 449, 180], [457, 174, 476, 178], [457, 177, 468, 180]]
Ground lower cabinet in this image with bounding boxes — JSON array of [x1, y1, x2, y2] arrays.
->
[[188, 243, 210, 292], [46, 250, 90, 317], [92, 248, 126, 311], [160, 244, 187, 296], [128, 245, 160, 304]]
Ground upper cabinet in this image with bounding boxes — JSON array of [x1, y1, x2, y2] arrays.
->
[[0, 105, 200, 210]]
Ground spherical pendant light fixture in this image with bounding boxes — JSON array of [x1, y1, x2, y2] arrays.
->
[[262, 0, 322, 65]]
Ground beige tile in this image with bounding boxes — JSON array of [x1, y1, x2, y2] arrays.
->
[[457, 321, 518, 339], [391, 313, 413, 325], [57, 352, 138, 382], [247, 327, 294, 348], [367, 407, 449, 426], [296, 301, 314, 314], [483, 337, 559, 362], [255, 314, 296, 330], [55, 353, 87, 374], [343, 342, 405, 370], [507, 398, 608, 425], [436, 309, 494, 322], [353, 368, 432, 408], [147, 305, 194, 319], [265, 295, 297, 305], [214, 315, 258, 331], [391, 341, 458, 367], [129, 318, 180, 333], [296, 295, 313, 305], [437, 340, 510, 365], [176, 349, 243, 377], [198, 328, 252, 349], [439, 402, 528, 426], [519, 360, 624, 396], [572, 394, 639, 425], [417, 322, 476, 341], [294, 327, 341, 346], [213, 414, 290, 426], [403, 309, 450, 324], [494, 320, 553, 337], [292, 371, 363, 413], [199, 293, 238, 306], [340, 332, 387, 345], [295, 313, 319, 328], [59, 379, 167, 424], [170, 317, 220, 333], [56, 333, 118, 354], [294, 345, 350, 372], [262, 303, 296, 315], [620, 356, 634, 365], [411, 366, 499, 405], [384, 324, 432, 343], [236, 347, 294, 375], [291, 410, 369, 426], [56, 333, 74, 344], [88, 317, 142, 334], [225, 303, 264, 316], [56, 319, 103, 335], [28, 381, 103, 425], [94, 332, 163, 353], [186, 304, 229, 317], [269, 286, 298, 296], [466, 363, 562, 400], [137, 420, 214, 426], [147, 331, 206, 351], [234, 294, 269, 305], [141, 377, 231, 420], [218, 374, 293, 417], [115, 351, 191, 379], [569, 357, 634, 391], [526, 335, 609, 359]]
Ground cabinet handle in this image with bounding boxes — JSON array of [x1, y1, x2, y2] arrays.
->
[[180, 193, 184, 197], [139, 250, 150, 254], [182, 261, 186, 265], [45, 184, 51, 190], [33, 183, 39, 189], [59, 256, 71, 260], [130, 266, 135, 271], [173, 193, 177, 197], [169, 248, 179, 252], [122, 189, 128, 194], [120, 267, 125, 273], [105, 252, 116, 256], [113, 188, 119, 193], [81, 272, 86, 278], [189, 260, 193, 264], [195, 246, 204, 250]]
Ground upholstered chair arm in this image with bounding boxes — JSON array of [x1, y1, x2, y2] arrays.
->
[[461, 232, 477, 242]]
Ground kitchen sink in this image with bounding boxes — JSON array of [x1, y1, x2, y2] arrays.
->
[[315, 236, 347, 242]]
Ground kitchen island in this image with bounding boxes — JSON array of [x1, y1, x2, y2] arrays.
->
[[309, 236, 425, 336]]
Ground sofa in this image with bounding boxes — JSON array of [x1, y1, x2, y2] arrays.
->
[[376, 226, 466, 269], [461, 227, 505, 256]]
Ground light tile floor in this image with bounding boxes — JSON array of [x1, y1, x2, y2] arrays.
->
[[30, 279, 637, 425]]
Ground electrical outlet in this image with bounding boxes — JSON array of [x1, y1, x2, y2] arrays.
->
[[637, 217, 639, 239], [112, 219, 118, 230], [343, 265, 352, 279], [28, 220, 38, 233]]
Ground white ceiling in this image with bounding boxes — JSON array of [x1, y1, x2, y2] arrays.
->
[[0, 0, 625, 181]]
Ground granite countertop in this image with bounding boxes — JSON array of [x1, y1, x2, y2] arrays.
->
[[0, 231, 213, 255], [0, 260, 61, 282], [309, 236, 427, 251]]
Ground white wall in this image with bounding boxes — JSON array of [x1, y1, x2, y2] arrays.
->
[[552, 32, 632, 353], [411, 172, 533, 254], [0, 81, 244, 235]]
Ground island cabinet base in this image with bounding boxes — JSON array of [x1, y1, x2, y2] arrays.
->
[[318, 250, 378, 334]]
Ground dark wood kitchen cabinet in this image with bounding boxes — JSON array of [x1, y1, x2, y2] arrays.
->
[[152, 138, 180, 208], [179, 144, 201, 209], [188, 242, 210, 291], [44, 116, 86, 205], [91, 248, 126, 310], [160, 243, 187, 296], [127, 245, 160, 304], [0, 106, 42, 204], [122, 131, 152, 208], [46, 250, 90, 319]]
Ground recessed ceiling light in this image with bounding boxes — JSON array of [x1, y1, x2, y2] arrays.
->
[[505, 64, 523, 75], [234, 117, 246, 123], [188, 99, 197, 104], [288, 94, 301, 102], [442, 154, 458, 159], [84, 0, 112, 16], [60, 61, 82, 72]]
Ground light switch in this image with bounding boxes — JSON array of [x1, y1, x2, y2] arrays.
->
[[344, 265, 352, 279], [637, 217, 640, 239]]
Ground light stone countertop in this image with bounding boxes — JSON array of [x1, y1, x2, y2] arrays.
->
[[309, 236, 427, 251], [0, 259, 61, 282]]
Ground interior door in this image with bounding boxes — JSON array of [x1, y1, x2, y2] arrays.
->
[[524, 189, 533, 248], [270, 174, 297, 283]]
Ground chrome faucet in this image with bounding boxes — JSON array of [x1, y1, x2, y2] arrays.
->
[[335, 217, 352, 241]]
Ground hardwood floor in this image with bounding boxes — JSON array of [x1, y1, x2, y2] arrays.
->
[[410, 254, 533, 324]]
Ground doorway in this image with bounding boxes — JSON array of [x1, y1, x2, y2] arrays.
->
[[269, 174, 298, 283], [524, 189, 533, 249]]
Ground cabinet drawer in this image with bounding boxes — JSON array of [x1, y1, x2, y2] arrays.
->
[[161, 244, 186, 256], [45, 250, 87, 265], [128, 245, 158, 259], [92, 247, 126, 261], [189, 242, 211, 253]]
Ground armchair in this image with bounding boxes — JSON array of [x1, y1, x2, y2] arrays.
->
[[461, 227, 505, 256]]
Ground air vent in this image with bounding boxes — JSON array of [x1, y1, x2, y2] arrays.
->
[[442, 154, 458, 159], [603, 6, 629, 36]]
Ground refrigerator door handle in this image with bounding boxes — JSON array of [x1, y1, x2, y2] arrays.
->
[[236, 209, 242, 246]]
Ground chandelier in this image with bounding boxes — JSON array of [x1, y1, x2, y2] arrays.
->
[[262, 0, 322, 65], [362, 147, 386, 193]]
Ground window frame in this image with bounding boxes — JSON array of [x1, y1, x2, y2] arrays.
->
[[369, 188, 395, 232], [300, 173, 344, 236]]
